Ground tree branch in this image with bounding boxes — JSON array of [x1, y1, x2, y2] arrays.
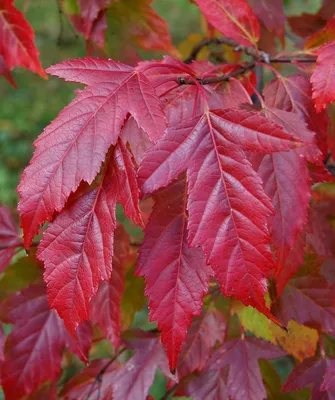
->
[[184, 35, 316, 65], [177, 61, 255, 86], [85, 347, 127, 400]]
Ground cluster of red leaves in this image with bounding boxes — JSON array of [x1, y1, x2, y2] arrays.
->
[[1, 0, 335, 399]]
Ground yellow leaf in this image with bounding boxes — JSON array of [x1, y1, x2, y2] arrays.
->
[[270, 320, 318, 362]]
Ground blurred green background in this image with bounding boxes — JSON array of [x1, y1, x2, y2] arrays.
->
[[0, 0, 323, 207]]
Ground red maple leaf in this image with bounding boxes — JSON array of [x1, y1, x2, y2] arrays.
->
[[311, 41, 335, 112], [136, 180, 212, 371], [90, 225, 130, 348], [0, 0, 44, 77], [0, 206, 20, 273], [193, 0, 260, 47], [18, 57, 164, 248], [0, 285, 92, 400], [37, 140, 142, 336], [138, 105, 311, 318]]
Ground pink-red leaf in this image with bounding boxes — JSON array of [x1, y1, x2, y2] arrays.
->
[[112, 331, 174, 400], [137, 180, 212, 371], [38, 140, 141, 336], [0, 0, 44, 76], [18, 57, 164, 248], [0, 205, 19, 272], [193, 0, 260, 47], [205, 336, 285, 400], [322, 360, 335, 391], [139, 107, 309, 316], [0, 285, 92, 400], [0, 55, 15, 86], [311, 41, 335, 112], [90, 225, 130, 347]]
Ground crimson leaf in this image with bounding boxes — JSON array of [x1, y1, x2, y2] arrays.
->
[[0, 0, 44, 77], [0, 285, 92, 400], [37, 140, 142, 336], [0, 205, 19, 272], [137, 180, 212, 371], [18, 57, 165, 248], [139, 107, 310, 317]]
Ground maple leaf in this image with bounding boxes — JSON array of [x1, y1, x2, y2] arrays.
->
[[283, 356, 335, 400], [107, 0, 176, 56], [139, 106, 311, 318], [193, 0, 260, 47], [176, 308, 226, 378], [263, 74, 328, 155], [247, 105, 321, 291], [38, 139, 142, 336], [61, 358, 119, 400], [77, 0, 112, 44], [112, 331, 174, 400], [0, 324, 5, 362], [311, 41, 335, 112], [18, 57, 164, 248], [0, 285, 92, 400], [248, 0, 286, 43], [0, 0, 44, 77], [186, 369, 229, 400], [0, 205, 20, 272], [90, 225, 130, 348], [137, 180, 212, 371], [272, 273, 335, 333], [200, 336, 285, 400], [305, 17, 335, 52], [0, 54, 15, 87]]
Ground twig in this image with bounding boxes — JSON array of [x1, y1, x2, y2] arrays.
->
[[85, 347, 126, 400], [184, 35, 316, 65], [161, 384, 178, 400], [177, 61, 255, 86]]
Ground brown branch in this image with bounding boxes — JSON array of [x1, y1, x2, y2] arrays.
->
[[177, 61, 255, 86], [85, 347, 127, 400], [184, 35, 316, 65]]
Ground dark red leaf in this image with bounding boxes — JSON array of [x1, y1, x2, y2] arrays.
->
[[0, 0, 44, 76], [193, 0, 260, 47], [263, 74, 329, 156], [0, 205, 20, 273], [139, 107, 310, 318], [90, 225, 130, 347], [205, 336, 285, 400], [186, 369, 229, 400], [112, 331, 174, 400], [18, 57, 164, 248], [0, 285, 91, 400], [176, 308, 226, 379], [322, 359, 335, 391], [248, 0, 286, 43], [272, 274, 335, 333], [137, 180, 212, 371], [283, 356, 335, 400], [311, 41, 335, 112], [38, 140, 141, 336]]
